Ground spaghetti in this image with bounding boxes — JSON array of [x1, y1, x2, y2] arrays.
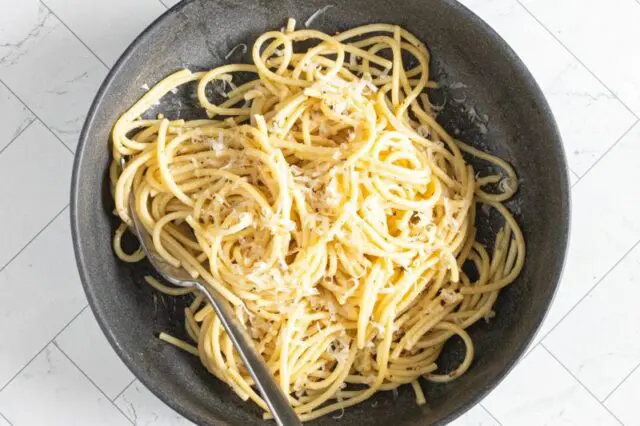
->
[[111, 19, 524, 421]]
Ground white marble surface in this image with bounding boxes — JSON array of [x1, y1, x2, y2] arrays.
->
[[0, 82, 34, 152], [605, 366, 640, 426], [0, 344, 131, 426], [0, 0, 107, 151], [520, 0, 640, 116], [41, 0, 165, 66], [448, 406, 499, 426], [0, 207, 87, 389], [0, 0, 638, 425], [115, 381, 197, 426], [0, 121, 73, 268], [483, 347, 620, 426], [54, 308, 135, 400]]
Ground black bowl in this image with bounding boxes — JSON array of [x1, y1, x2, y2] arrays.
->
[[70, 0, 570, 424]]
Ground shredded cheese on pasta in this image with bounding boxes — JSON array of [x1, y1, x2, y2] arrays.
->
[[110, 20, 524, 422]]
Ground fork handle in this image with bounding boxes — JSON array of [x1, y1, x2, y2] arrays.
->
[[193, 282, 302, 426]]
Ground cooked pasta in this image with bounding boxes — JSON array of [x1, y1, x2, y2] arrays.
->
[[110, 18, 524, 421]]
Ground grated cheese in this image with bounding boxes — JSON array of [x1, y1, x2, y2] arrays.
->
[[304, 5, 335, 27], [224, 43, 248, 60], [416, 124, 430, 138]]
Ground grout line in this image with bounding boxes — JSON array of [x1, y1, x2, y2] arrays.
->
[[0, 411, 12, 426], [523, 341, 539, 358], [570, 177, 580, 188], [569, 170, 580, 187], [0, 79, 75, 155], [479, 403, 503, 425], [0, 117, 37, 158], [0, 305, 88, 394], [517, 0, 640, 120], [538, 237, 640, 345], [0, 204, 70, 273], [0, 348, 47, 392], [542, 344, 625, 425], [569, 168, 579, 179], [476, 345, 539, 425], [571, 119, 638, 189], [603, 360, 640, 403], [568, 169, 580, 188], [112, 378, 136, 403], [54, 343, 135, 425], [39, 0, 110, 69], [571, 174, 582, 188]]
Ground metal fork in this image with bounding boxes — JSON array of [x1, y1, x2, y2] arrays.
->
[[127, 190, 301, 426]]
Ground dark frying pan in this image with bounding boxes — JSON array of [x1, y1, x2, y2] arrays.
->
[[70, 0, 570, 424]]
